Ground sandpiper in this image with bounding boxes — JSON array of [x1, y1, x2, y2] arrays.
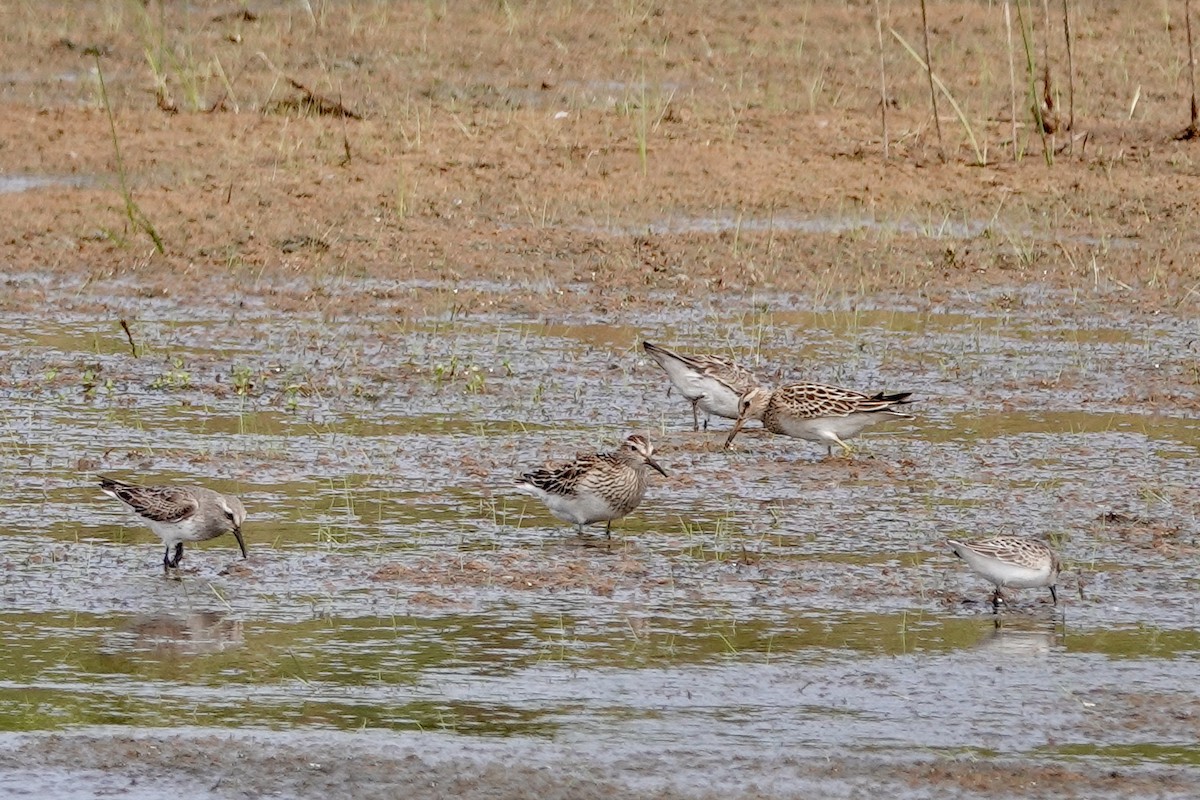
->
[[98, 476, 247, 571], [724, 383, 914, 455], [643, 341, 765, 431], [948, 536, 1060, 611], [515, 434, 667, 538]]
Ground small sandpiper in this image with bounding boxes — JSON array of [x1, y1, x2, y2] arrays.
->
[[515, 434, 667, 538], [948, 536, 1061, 611], [724, 383, 914, 455], [99, 476, 247, 572], [642, 341, 765, 431]]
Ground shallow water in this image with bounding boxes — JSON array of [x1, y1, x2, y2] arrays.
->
[[0, 174, 95, 194], [0, 275, 1197, 796]]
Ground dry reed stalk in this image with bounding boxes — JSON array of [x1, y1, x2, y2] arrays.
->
[[1041, 0, 1058, 141], [1181, 0, 1200, 139], [1061, 0, 1075, 144], [874, 0, 890, 159], [890, 28, 985, 164], [1015, 0, 1052, 164], [119, 319, 139, 358], [1005, 1, 1019, 160], [919, 0, 945, 160]]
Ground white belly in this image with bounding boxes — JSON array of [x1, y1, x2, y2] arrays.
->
[[147, 517, 207, 547], [983, 560, 1054, 588], [955, 549, 1054, 588], [696, 383, 743, 419], [771, 412, 884, 444], [543, 491, 619, 525], [517, 485, 620, 526]]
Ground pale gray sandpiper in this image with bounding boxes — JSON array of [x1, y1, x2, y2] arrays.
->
[[642, 341, 765, 431], [948, 536, 1061, 611], [99, 476, 247, 571], [514, 434, 667, 538], [724, 383, 914, 455]]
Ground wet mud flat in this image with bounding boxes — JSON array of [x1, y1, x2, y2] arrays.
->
[[0, 726, 1198, 800], [0, 274, 1198, 797]]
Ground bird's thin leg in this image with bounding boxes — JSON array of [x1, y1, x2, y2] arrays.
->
[[1049, 585, 1058, 606], [831, 434, 853, 457], [991, 588, 1004, 612], [169, 543, 184, 568], [162, 546, 172, 572], [690, 399, 700, 432], [605, 521, 612, 539]]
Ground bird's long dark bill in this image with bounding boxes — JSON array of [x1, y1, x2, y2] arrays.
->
[[646, 456, 668, 477], [232, 527, 248, 559], [724, 417, 746, 449]]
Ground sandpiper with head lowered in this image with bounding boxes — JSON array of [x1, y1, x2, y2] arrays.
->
[[724, 383, 914, 455], [98, 477, 248, 571], [515, 434, 667, 538], [948, 536, 1061, 611], [642, 341, 765, 431]]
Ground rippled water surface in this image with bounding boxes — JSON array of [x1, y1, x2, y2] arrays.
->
[[1, 277, 1198, 797]]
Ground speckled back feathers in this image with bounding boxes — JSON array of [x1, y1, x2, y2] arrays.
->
[[99, 477, 201, 523], [515, 435, 666, 524], [643, 341, 761, 399], [951, 536, 1060, 574], [764, 383, 914, 422]]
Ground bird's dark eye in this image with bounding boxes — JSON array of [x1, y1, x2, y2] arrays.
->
[[223, 509, 236, 521]]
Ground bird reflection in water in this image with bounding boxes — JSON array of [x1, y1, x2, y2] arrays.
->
[[971, 615, 1062, 659], [118, 611, 245, 656]]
